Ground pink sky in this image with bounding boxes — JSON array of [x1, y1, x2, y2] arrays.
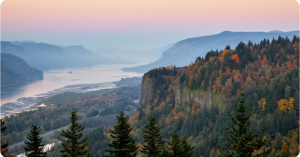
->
[[1, 0, 299, 50]]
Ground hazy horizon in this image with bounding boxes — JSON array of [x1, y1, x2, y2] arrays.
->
[[1, 0, 299, 51]]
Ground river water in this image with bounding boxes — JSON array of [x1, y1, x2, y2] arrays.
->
[[1, 63, 145, 115]]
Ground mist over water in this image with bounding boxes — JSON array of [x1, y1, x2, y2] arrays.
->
[[1, 63, 145, 105]]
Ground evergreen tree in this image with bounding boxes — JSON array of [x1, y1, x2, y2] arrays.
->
[[163, 130, 194, 157], [180, 136, 194, 157], [1, 118, 14, 157], [159, 144, 171, 157], [58, 107, 90, 157], [23, 124, 47, 157], [253, 92, 259, 113], [1, 118, 8, 153], [106, 109, 138, 157], [270, 91, 278, 112], [284, 85, 291, 99], [274, 132, 283, 150], [166, 130, 181, 157], [239, 55, 248, 70], [293, 90, 299, 116], [217, 90, 272, 157], [141, 112, 165, 157], [202, 70, 210, 91]]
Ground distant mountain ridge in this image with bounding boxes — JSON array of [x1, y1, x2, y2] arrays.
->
[[122, 30, 299, 73], [1, 53, 43, 84], [1, 41, 133, 70], [93, 44, 174, 63]]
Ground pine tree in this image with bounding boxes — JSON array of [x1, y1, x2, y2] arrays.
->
[[23, 124, 47, 157], [166, 130, 181, 157], [141, 112, 165, 157], [180, 136, 194, 157], [58, 107, 90, 157], [162, 130, 194, 157], [294, 90, 300, 116], [1, 118, 8, 153], [105, 109, 138, 157], [159, 144, 171, 157], [217, 90, 272, 157], [1, 118, 14, 157]]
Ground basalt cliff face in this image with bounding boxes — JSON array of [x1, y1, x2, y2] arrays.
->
[[140, 75, 154, 107], [139, 74, 229, 110]]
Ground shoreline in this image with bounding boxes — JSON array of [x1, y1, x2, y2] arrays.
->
[[1, 82, 116, 117]]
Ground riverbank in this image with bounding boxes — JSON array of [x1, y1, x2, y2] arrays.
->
[[1, 82, 116, 117]]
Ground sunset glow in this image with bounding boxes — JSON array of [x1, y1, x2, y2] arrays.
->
[[1, 0, 299, 50]]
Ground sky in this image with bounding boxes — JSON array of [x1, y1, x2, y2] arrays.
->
[[1, 0, 299, 51]]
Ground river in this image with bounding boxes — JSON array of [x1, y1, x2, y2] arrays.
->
[[1, 63, 145, 116]]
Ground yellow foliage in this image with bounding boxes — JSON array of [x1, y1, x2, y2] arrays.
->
[[258, 98, 266, 111], [187, 136, 193, 142], [277, 97, 294, 113], [291, 132, 298, 146], [281, 140, 288, 152]]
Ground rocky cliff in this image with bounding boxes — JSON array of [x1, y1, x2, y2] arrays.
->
[[140, 74, 230, 110]]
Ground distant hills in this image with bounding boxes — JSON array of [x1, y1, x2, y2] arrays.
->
[[122, 30, 299, 73], [1, 41, 134, 70], [1, 53, 43, 84], [93, 44, 174, 63]]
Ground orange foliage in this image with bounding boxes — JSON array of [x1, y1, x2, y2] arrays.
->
[[287, 61, 293, 70], [281, 140, 288, 152], [231, 54, 239, 63], [187, 136, 193, 142], [233, 71, 243, 83], [221, 49, 230, 57], [168, 85, 174, 98], [165, 117, 171, 124], [218, 70, 223, 78], [291, 132, 299, 146], [261, 55, 269, 66], [225, 67, 231, 73], [188, 76, 193, 88]]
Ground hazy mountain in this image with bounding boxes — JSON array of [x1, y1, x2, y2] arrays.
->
[[20, 42, 65, 55], [1, 41, 28, 57], [1, 53, 43, 84], [10, 40, 35, 46], [61, 45, 99, 58], [1, 41, 133, 70], [122, 30, 299, 73], [93, 44, 174, 62]]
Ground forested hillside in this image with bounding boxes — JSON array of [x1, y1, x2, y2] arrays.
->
[[123, 36, 299, 156], [4, 36, 299, 157], [3, 85, 140, 155], [1, 53, 43, 84]]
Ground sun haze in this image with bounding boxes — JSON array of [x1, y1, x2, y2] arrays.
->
[[1, 0, 299, 50]]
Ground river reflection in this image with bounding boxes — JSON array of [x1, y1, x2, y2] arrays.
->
[[1, 63, 145, 106]]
